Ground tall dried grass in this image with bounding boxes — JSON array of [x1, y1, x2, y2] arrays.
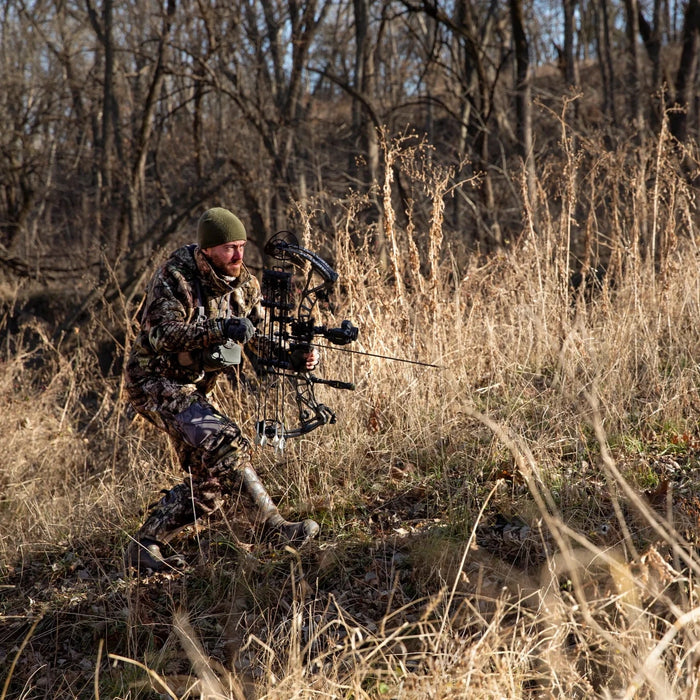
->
[[3, 128, 700, 698]]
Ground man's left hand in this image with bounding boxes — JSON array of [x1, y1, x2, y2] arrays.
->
[[222, 317, 255, 344]]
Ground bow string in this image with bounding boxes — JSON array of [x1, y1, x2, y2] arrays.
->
[[254, 231, 357, 450]]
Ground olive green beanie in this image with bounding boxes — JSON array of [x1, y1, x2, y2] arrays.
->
[[197, 207, 247, 249]]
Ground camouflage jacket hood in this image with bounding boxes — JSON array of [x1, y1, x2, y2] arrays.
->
[[125, 244, 263, 389]]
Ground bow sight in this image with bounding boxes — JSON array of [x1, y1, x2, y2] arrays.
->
[[298, 319, 358, 346]]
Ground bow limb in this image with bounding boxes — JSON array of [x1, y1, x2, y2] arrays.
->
[[284, 373, 336, 438], [264, 231, 339, 287], [255, 372, 336, 445], [265, 230, 338, 339]]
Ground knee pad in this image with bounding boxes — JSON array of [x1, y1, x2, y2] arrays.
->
[[172, 402, 228, 448]]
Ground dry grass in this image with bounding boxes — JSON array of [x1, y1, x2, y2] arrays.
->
[[3, 130, 700, 698]]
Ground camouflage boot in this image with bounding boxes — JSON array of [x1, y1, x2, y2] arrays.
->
[[240, 464, 319, 543], [125, 483, 196, 574]]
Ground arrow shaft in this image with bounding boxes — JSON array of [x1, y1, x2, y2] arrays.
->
[[312, 343, 441, 368]]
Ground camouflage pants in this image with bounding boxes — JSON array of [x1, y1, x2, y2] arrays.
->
[[127, 377, 250, 539]]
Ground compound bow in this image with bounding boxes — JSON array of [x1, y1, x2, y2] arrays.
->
[[254, 231, 358, 450]]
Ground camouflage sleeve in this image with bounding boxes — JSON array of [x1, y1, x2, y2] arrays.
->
[[143, 265, 226, 353]]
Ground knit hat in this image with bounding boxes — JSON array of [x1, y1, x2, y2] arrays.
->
[[197, 207, 247, 248]]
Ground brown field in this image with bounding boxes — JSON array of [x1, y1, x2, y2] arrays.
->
[[3, 134, 700, 699]]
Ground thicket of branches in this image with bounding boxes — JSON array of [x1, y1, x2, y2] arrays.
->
[[2, 0, 700, 320]]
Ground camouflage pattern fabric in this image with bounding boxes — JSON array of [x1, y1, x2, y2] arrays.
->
[[126, 244, 262, 389], [125, 244, 263, 525]]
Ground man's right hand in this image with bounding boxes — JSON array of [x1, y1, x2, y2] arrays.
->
[[221, 317, 255, 344]]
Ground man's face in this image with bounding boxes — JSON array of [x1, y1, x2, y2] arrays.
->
[[203, 240, 246, 277]]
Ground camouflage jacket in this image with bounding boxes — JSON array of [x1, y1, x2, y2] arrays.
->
[[125, 244, 263, 392]]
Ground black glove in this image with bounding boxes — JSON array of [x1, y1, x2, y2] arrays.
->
[[221, 317, 255, 344]]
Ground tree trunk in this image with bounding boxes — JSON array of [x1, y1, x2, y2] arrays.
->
[[510, 0, 534, 208], [352, 0, 379, 189], [623, 0, 645, 135], [601, 0, 618, 123], [669, 0, 700, 141], [561, 0, 581, 139], [593, 0, 615, 121], [562, 0, 579, 89], [86, 0, 123, 262]]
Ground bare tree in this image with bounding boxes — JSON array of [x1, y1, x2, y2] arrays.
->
[[510, 0, 534, 206], [561, 0, 581, 91], [593, 0, 618, 123], [668, 0, 700, 141], [623, 0, 645, 134], [351, 0, 379, 189], [399, 0, 510, 249]]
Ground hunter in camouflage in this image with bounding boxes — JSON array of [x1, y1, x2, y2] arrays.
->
[[124, 207, 319, 574]]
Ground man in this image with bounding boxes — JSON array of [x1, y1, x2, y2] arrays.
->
[[125, 206, 319, 573]]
